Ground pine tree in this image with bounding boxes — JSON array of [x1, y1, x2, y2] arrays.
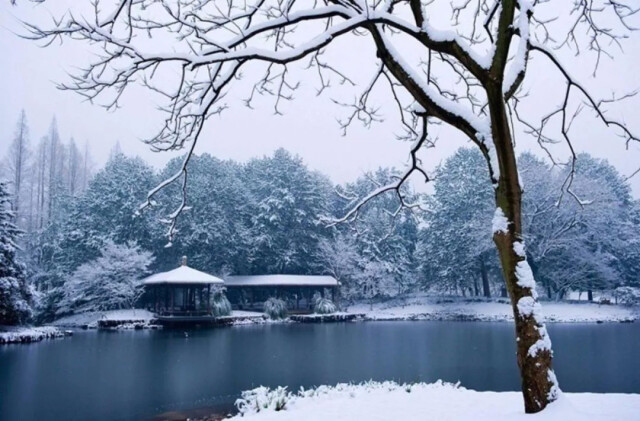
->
[[245, 149, 333, 274], [0, 181, 33, 325]]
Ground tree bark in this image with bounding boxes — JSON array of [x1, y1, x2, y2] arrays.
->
[[473, 275, 479, 296], [587, 290, 593, 302], [487, 83, 558, 413], [480, 254, 491, 298]]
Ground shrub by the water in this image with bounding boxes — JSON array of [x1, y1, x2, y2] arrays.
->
[[314, 298, 337, 314], [264, 297, 287, 320], [236, 386, 290, 414], [211, 289, 232, 317]]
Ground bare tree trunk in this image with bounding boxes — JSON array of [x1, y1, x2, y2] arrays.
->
[[488, 84, 558, 413], [37, 140, 47, 230], [473, 275, 479, 296], [480, 254, 491, 298]]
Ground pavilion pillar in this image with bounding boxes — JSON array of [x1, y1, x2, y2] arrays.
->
[[207, 284, 211, 314]]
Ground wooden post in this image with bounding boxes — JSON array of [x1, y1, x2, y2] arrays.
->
[[207, 284, 211, 314]]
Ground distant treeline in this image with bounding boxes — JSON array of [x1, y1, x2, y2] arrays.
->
[[2, 111, 640, 323]]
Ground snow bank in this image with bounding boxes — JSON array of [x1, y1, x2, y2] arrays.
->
[[51, 309, 156, 328], [0, 326, 69, 344], [347, 295, 638, 323], [231, 381, 640, 421]]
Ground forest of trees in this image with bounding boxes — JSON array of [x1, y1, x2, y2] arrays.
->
[[1, 112, 640, 324]]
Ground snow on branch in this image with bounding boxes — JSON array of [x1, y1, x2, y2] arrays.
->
[[326, 115, 430, 226]]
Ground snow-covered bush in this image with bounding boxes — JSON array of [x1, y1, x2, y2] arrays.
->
[[314, 297, 337, 314], [56, 241, 154, 315], [615, 287, 640, 306], [236, 381, 462, 416], [263, 297, 287, 320], [210, 288, 232, 317], [236, 386, 291, 414]]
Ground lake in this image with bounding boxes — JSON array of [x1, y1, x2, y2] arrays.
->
[[1, 321, 639, 421]]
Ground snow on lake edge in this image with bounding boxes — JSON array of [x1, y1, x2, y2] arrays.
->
[[230, 380, 640, 421], [347, 296, 638, 323]]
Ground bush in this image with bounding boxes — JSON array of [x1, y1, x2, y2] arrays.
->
[[314, 298, 337, 314], [211, 289, 232, 317], [615, 287, 640, 306], [236, 386, 290, 415], [264, 297, 287, 320]]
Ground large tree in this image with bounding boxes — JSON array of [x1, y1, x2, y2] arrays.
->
[[20, 0, 640, 412], [0, 181, 33, 325], [3, 110, 30, 225]]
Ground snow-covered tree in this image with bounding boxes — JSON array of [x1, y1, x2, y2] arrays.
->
[[417, 148, 496, 297], [419, 149, 638, 300], [245, 149, 333, 274], [334, 168, 421, 297], [151, 154, 253, 273], [53, 153, 157, 270], [315, 233, 361, 300], [21, 0, 640, 409], [0, 181, 33, 324], [3, 110, 31, 226], [56, 241, 153, 315]]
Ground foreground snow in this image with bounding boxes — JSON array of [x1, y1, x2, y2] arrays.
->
[[231, 381, 640, 421], [347, 295, 638, 323], [0, 326, 69, 344], [51, 309, 156, 328]]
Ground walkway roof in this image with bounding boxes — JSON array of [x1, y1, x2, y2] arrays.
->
[[225, 274, 339, 287]]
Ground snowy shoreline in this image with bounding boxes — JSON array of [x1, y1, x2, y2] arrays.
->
[[346, 296, 639, 324], [11, 298, 635, 338], [227, 381, 640, 421], [0, 326, 71, 344]]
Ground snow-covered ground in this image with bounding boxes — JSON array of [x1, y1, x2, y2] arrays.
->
[[47, 297, 638, 330], [51, 309, 156, 328], [0, 326, 69, 344], [346, 295, 638, 323], [230, 381, 640, 421]]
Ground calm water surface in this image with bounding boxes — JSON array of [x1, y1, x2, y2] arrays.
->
[[1, 321, 639, 421]]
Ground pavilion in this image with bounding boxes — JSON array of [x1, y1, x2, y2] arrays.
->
[[224, 274, 339, 313], [142, 257, 224, 317]]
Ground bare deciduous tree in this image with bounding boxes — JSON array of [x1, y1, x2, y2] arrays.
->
[[17, 0, 639, 413], [4, 110, 30, 221]]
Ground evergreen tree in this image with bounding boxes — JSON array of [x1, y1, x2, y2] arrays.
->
[[416, 148, 496, 296], [151, 154, 253, 274], [245, 149, 333, 274], [0, 181, 33, 324]]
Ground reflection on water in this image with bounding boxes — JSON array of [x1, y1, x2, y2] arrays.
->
[[1, 322, 638, 421]]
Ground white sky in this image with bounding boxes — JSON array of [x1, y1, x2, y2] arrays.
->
[[2, 1, 640, 196]]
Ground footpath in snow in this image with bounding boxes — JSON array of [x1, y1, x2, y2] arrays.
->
[[230, 381, 640, 421], [346, 295, 638, 323]]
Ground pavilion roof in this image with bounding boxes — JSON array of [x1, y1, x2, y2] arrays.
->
[[143, 265, 224, 285]]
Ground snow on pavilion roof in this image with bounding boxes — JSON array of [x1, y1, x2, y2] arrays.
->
[[143, 265, 224, 285], [224, 274, 339, 287]]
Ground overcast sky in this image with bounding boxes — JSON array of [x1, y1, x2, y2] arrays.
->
[[2, 1, 640, 196]]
